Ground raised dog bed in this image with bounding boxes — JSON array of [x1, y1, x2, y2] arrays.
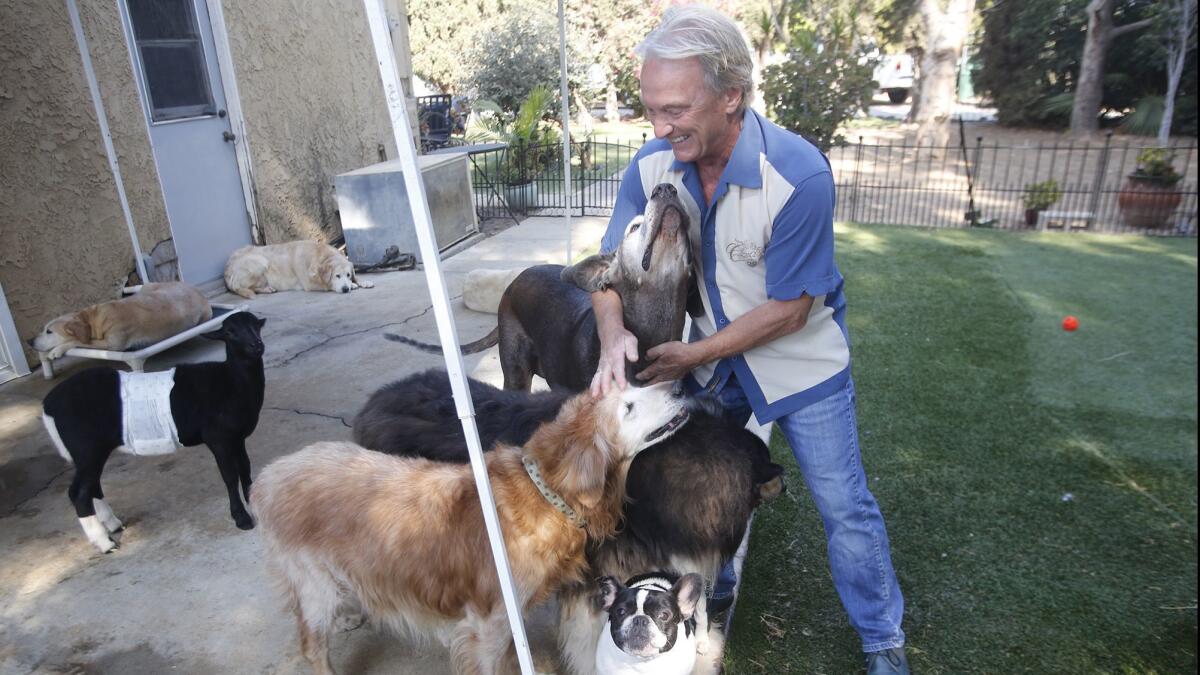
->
[[39, 301, 248, 380]]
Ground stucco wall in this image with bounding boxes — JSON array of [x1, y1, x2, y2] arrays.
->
[[0, 0, 171, 366], [221, 0, 399, 244]]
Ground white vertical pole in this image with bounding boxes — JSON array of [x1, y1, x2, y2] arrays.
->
[[558, 0, 573, 265], [67, 0, 150, 284], [361, 2, 536, 673]]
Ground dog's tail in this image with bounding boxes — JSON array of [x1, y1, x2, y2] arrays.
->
[[383, 326, 500, 355]]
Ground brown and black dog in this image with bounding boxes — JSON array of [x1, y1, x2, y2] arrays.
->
[[385, 183, 696, 391]]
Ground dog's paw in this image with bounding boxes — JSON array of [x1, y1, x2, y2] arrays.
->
[[97, 539, 119, 554], [261, 286, 277, 294], [233, 512, 256, 530], [355, 280, 375, 289]]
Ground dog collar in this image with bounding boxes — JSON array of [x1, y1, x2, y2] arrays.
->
[[521, 455, 585, 528]]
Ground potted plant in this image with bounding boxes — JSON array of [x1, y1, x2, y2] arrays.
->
[[1022, 179, 1062, 226], [466, 85, 560, 213], [1118, 148, 1183, 229]]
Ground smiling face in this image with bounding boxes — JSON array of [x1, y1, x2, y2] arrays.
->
[[640, 56, 743, 167]]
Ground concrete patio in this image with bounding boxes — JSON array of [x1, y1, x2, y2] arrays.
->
[[0, 215, 734, 674]]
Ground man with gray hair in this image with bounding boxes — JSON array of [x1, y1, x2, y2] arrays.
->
[[590, 6, 910, 674]]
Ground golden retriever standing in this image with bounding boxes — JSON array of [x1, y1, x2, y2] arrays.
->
[[252, 382, 691, 675], [223, 241, 374, 298], [29, 282, 212, 358]]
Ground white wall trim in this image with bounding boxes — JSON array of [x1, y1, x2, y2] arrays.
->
[[0, 281, 31, 382], [205, 0, 263, 245]]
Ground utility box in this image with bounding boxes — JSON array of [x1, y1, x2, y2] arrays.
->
[[334, 153, 478, 266]]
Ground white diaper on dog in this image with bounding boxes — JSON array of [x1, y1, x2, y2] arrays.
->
[[119, 369, 180, 455]]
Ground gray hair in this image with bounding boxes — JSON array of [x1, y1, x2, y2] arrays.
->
[[636, 5, 755, 113]]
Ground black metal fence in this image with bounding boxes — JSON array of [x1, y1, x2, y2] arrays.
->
[[830, 134, 1198, 235], [465, 136, 646, 220], [461, 132, 1198, 236]]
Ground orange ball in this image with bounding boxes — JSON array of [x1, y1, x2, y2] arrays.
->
[[1062, 315, 1079, 332]]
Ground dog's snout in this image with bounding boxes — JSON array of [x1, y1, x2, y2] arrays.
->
[[26, 337, 35, 347], [652, 183, 677, 199], [631, 615, 650, 628], [670, 380, 686, 399]]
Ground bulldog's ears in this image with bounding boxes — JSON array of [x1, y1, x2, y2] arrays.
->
[[561, 253, 615, 293], [596, 576, 623, 612], [673, 573, 705, 620]]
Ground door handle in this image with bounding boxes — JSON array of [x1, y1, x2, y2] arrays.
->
[[222, 130, 237, 143]]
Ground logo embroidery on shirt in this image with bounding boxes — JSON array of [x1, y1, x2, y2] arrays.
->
[[726, 240, 764, 267]]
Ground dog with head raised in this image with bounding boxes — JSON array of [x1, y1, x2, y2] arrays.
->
[[595, 572, 704, 675], [384, 183, 696, 392], [253, 382, 691, 675]]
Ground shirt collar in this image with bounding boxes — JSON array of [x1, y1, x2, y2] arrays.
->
[[670, 107, 763, 189]]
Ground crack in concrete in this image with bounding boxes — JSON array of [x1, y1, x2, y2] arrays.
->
[[267, 303, 437, 369], [4, 465, 71, 518], [265, 406, 352, 428]]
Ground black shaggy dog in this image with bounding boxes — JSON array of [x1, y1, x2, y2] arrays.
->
[[352, 368, 784, 673]]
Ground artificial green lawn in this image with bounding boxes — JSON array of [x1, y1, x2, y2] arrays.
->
[[724, 224, 1198, 674]]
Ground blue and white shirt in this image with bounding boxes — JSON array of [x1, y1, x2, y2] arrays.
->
[[602, 108, 849, 424]]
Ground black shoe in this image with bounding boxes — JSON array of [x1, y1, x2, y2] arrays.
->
[[866, 647, 910, 675], [706, 593, 734, 615]]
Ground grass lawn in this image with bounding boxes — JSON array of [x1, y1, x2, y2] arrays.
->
[[725, 224, 1198, 674]]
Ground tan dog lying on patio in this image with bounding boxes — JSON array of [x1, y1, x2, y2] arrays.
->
[[223, 241, 374, 299], [252, 382, 691, 675]]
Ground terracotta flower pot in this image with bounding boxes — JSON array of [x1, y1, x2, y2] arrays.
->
[[1118, 175, 1183, 229]]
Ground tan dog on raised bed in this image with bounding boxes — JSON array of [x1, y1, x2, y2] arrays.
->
[[29, 282, 212, 358]]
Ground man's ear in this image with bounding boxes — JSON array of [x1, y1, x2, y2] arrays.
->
[[561, 253, 615, 293], [596, 576, 623, 612], [673, 573, 705, 620]]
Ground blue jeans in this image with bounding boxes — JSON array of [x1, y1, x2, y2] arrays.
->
[[707, 375, 906, 653]]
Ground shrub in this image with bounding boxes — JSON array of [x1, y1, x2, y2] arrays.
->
[[1022, 180, 1062, 210], [467, 86, 561, 185], [1132, 148, 1181, 183], [457, 11, 563, 113], [761, 24, 876, 151]]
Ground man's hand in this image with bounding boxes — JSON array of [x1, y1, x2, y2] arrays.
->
[[636, 341, 699, 385], [591, 326, 639, 397]]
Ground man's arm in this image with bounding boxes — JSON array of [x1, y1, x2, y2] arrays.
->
[[591, 289, 639, 396], [635, 294, 813, 384]]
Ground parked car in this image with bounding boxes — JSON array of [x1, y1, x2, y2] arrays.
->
[[874, 53, 914, 103]]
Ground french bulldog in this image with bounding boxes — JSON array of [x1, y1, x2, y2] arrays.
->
[[595, 572, 705, 675]]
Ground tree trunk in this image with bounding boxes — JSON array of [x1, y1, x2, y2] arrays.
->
[[605, 78, 620, 124], [1070, 0, 1113, 137], [1071, 0, 1155, 137], [913, 0, 976, 147], [1159, 0, 1198, 146]]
